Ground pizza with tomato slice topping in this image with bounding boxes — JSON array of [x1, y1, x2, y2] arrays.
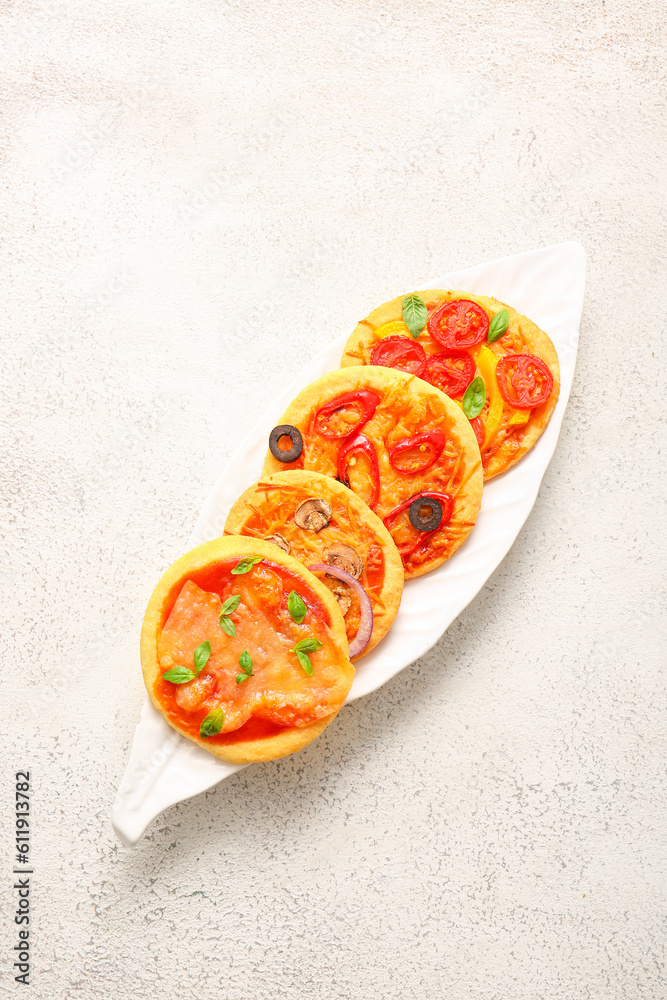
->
[[262, 367, 483, 579], [224, 470, 404, 658], [341, 290, 560, 480], [141, 536, 354, 763]]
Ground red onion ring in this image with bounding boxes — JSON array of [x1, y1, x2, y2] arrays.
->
[[308, 563, 374, 658]]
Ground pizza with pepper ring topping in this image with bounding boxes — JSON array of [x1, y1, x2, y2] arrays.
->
[[341, 290, 560, 480], [262, 366, 483, 579]]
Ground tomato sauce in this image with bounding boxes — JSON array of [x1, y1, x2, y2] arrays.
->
[[229, 484, 387, 644], [153, 558, 343, 746]]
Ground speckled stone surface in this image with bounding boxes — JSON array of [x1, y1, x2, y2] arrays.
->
[[1, 1, 666, 997]]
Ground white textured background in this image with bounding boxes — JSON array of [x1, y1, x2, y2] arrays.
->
[[1, 2, 666, 997]]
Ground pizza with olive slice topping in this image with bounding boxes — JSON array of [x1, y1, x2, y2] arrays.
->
[[224, 470, 404, 658], [262, 366, 483, 579], [341, 290, 560, 480]]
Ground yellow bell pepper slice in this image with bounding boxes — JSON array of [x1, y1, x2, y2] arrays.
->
[[472, 346, 504, 451], [507, 407, 530, 427], [374, 320, 412, 339]]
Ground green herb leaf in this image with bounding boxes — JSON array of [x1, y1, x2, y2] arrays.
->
[[193, 640, 211, 676], [402, 293, 428, 339], [487, 309, 509, 342], [291, 636, 324, 655], [288, 590, 307, 624], [200, 707, 224, 738], [295, 650, 314, 676], [231, 556, 263, 575], [219, 616, 236, 637], [239, 650, 253, 675], [162, 666, 195, 684], [236, 673, 249, 684], [462, 376, 486, 419], [220, 594, 241, 615]]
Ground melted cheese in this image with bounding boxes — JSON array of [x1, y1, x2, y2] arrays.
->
[[158, 572, 344, 733], [235, 483, 385, 643]]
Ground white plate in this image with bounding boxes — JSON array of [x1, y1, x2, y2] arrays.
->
[[112, 241, 586, 846]]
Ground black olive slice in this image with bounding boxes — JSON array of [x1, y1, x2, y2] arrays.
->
[[269, 424, 303, 463], [409, 496, 443, 532]]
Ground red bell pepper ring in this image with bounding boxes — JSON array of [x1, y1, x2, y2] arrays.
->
[[337, 433, 380, 508], [388, 430, 445, 474], [382, 491, 454, 561], [470, 417, 485, 448], [314, 390, 380, 439]]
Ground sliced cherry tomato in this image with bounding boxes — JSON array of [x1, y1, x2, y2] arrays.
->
[[382, 491, 454, 561], [314, 390, 380, 439], [495, 353, 554, 409], [469, 417, 485, 448], [337, 433, 380, 508], [422, 351, 476, 398], [388, 430, 445, 474], [428, 299, 489, 350], [369, 336, 426, 376]]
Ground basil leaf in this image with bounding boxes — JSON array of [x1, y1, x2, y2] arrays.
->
[[291, 637, 323, 655], [220, 594, 241, 615], [288, 590, 307, 624], [162, 666, 195, 684], [193, 640, 211, 676], [295, 650, 314, 676], [239, 650, 253, 675], [231, 556, 263, 575], [200, 707, 224, 738], [219, 616, 236, 637], [462, 376, 486, 419], [488, 309, 509, 343], [402, 293, 428, 339], [236, 673, 249, 684]]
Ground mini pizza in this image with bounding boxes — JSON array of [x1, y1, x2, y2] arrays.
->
[[262, 367, 483, 579], [141, 536, 354, 764], [224, 470, 404, 659], [341, 290, 560, 480]]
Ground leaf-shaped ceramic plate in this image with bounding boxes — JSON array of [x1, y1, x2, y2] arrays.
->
[[112, 242, 586, 846]]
